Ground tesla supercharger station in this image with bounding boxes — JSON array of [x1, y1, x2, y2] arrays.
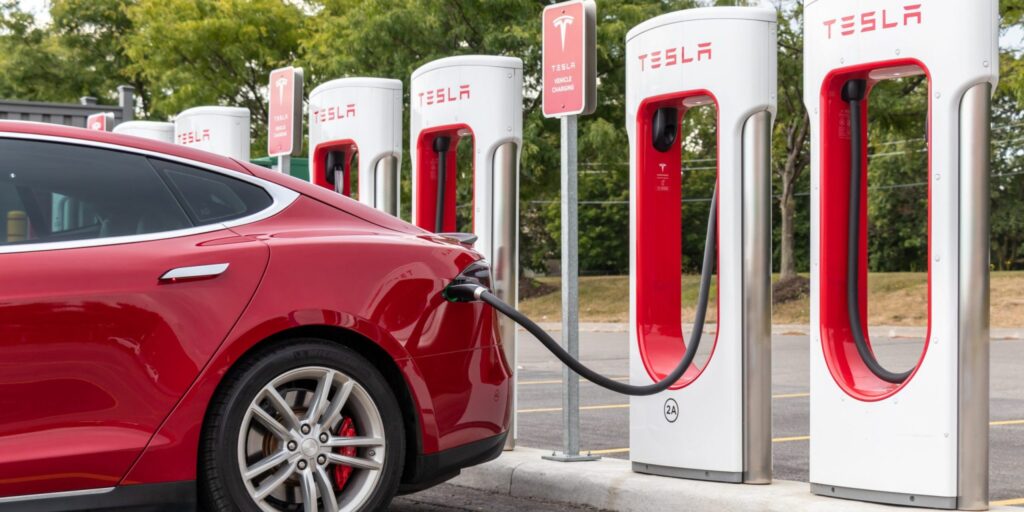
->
[[805, 1, 997, 509], [113, 121, 175, 143], [174, 106, 251, 160], [308, 78, 402, 216], [626, 7, 776, 483], [410, 55, 522, 448]]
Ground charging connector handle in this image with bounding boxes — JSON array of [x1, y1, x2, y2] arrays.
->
[[843, 79, 911, 384], [446, 188, 718, 396]]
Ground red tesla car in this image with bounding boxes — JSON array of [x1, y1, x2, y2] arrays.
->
[[0, 121, 511, 511]]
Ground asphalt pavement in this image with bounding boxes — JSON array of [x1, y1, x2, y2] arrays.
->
[[396, 327, 1023, 509]]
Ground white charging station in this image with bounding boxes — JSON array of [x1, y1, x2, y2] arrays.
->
[[113, 120, 175, 143], [308, 78, 402, 216], [410, 55, 523, 448], [805, 1, 998, 509], [626, 7, 776, 483], [173, 106, 251, 160]]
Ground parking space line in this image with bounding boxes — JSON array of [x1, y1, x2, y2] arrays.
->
[[516, 392, 808, 414], [589, 448, 630, 455], [519, 377, 629, 386], [991, 497, 1024, 506], [990, 419, 1024, 427], [772, 435, 811, 443], [771, 392, 810, 399], [520, 405, 630, 413], [582, 435, 812, 456]]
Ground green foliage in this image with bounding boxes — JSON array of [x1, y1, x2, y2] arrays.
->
[[0, 2, 80, 102], [1, 0, 1023, 273], [124, 0, 305, 148]]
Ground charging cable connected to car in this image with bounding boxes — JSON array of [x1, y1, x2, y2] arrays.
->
[[443, 108, 719, 396]]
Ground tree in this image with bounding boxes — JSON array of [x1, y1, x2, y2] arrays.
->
[[772, 3, 809, 282], [0, 2, 80, 102], [49, 0, 147, 111], [124, 0, 305, 148]]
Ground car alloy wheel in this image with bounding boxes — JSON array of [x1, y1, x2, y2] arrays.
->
[[237, 366, 387, 512]]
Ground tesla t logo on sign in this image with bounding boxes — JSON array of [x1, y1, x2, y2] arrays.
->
[[86, 113, 113, 132], [542, 0, 596, 118], [267, 66, 304, 157]]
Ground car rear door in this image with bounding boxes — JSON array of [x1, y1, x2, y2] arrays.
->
[[0, 137, 293, 498]]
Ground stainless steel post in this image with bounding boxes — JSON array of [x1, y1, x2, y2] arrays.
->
[[278, 155, 291, 176], [544, 114, 598, 462], [741, 110, 772, 484], [374, 157, 399, 217], [492, 142, 519, 450], [957, 82, 991, 511]]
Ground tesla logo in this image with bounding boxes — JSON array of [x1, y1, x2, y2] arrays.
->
[[418, 85, 471, 107], [553, 14, 574, 51], [177, 129, 211, 145], [638, 42, 712, 71], [824, 4, 921, 39], [664, 398, 679, 423], [312, 104, 356, 124], [274, 77, 289, 102]]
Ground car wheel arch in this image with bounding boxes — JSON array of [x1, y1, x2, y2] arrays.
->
[[198, 324, 431, 489]]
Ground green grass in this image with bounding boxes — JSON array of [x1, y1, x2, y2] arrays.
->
[[519, 272, 1024, 328]]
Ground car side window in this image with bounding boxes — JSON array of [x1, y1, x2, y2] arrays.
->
[[0, 139, 192, 246], [149, 159, 273, 225]]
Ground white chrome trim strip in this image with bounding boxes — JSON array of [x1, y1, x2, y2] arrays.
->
[[160, 262, 230, 281], [0, 486, 114, 504], [0, 132, 299, 255]]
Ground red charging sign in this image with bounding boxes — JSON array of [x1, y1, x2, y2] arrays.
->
[[267, 66, 304, 157], [86, 113, 113, 132], [542, 0, 596, 118]]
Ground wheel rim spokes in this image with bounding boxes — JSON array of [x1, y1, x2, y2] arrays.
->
[[299, 467, 318, 512], [320, 381, 354, 431], [314, 466, 340, 512], [251, 404, 292, 440], [244, 449, 290, 480], [324, 436, 384, 449], [325, 453, 382, 471], [238, 366, 387, 512], [304, 369, 336, 426], [253, 461, 298, 501]]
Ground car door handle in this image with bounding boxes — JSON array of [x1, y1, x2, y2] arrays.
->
[[160, 263, 230, 282]]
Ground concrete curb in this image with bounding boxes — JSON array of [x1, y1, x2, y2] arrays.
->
[[449, 448, 1016, 512]]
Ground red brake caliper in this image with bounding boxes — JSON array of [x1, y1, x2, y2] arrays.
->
[[332, 417, 357, 491]]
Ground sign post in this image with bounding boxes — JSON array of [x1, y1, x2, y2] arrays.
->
[[267, 66, 305, 175], [86, 112, 115, 132], [541, 0, 597, 463]]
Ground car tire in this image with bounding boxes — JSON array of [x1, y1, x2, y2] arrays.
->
[[199, 338, 405, 512]]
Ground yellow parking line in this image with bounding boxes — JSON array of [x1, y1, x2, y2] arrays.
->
[[585, 436, 811, 455], [519, 377, 629, 386], [991, 419, 1024, 427], [589, 446, 626, 454], [516, 392, 807, 414], [518, 403, 631, 414], [772, 435, 811, 443], [772, 392, 810, 399], [991, 497, 1024, 506]]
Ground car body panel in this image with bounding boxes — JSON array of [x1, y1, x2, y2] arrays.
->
[[124, 196, 511, 484], [0, 229, 269, 497]]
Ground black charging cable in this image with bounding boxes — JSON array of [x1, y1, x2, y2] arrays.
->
[[434, 136, 452, 233], [842, 79, 911, 384], [445, 185, 717, 396]]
